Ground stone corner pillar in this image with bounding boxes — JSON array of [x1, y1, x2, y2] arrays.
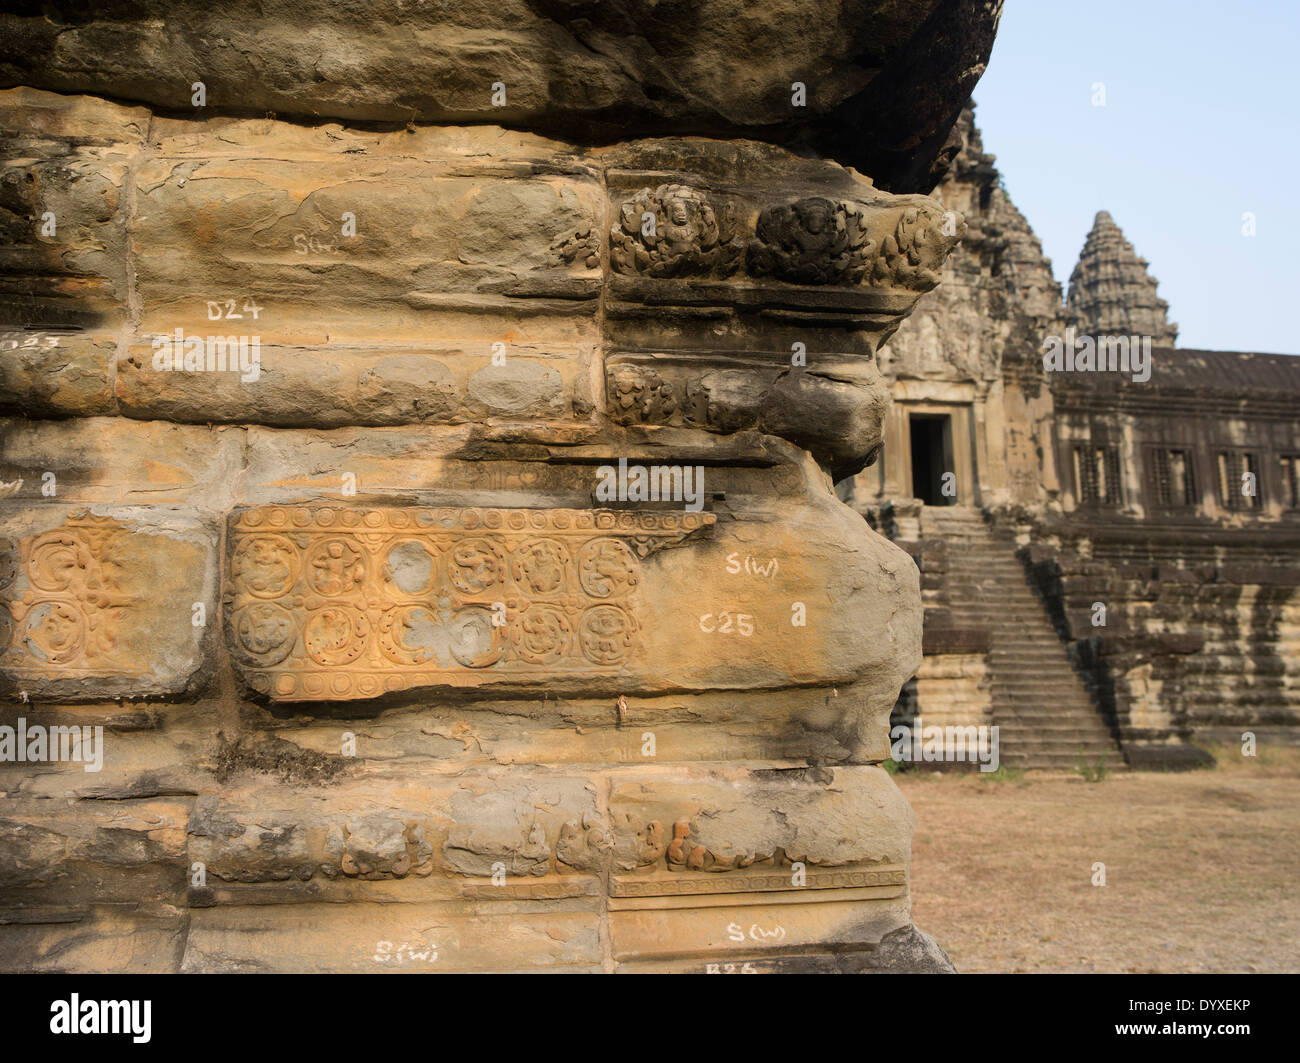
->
[[0, 89, 966, 973]]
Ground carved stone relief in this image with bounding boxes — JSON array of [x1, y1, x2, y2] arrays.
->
[[0, 516, 139, 677], [226, 506, 715, 700], [610, 184, 744, 279], [748, 197, 875, 285], [610, 188, 958, 295]]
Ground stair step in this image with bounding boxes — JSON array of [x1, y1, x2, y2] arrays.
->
[[909, 506, 1125, 769]]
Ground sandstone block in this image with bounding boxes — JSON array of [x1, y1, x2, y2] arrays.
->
[[177, 763, 913, 971], [0, 505, 219, 699], [0, 2, 1000, 191], [0, 417, 244, 510], [0, 329, 114, 417]]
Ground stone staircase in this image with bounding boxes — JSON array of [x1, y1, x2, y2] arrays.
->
[[920, 506, 1121, 770]]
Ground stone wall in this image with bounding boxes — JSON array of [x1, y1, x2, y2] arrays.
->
[[0, 64, 975, 969], [1025, 349, 1300, 765], [847, 106, 1064, 512]]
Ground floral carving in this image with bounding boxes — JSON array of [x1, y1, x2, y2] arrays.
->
[[867, 205, 957, 292], [307, 539, 366, 596], [226, 507, 714, 700], [578, 604, 635, 665], [512, 603, 572, 666], [1, 517, 140, 676], [448, 539, 504, 593], [607, 365, 678, 426], [510, 540, 569, 595], [304, 606, 369, 666], [548, 228, 600, 269], [578, 538, 639, 599], [233, 602, 296, 666], [556, 813, 613, 872], [21, 601, 85, 666], [233, 535, 299, 599]]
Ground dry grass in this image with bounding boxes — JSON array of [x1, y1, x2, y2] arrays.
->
[[899, 743, 1300, 972]]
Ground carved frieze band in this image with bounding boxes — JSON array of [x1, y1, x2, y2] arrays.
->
[[459, 867, 906, 901], [197, 803, 907, 903], [610, 186, 959, 292], [0, 516, 138, 677], [608, 866, 907, 898], [225, 506, 714, 700]]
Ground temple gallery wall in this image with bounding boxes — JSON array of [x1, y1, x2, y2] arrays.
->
[[845, 108, 1300, 771]]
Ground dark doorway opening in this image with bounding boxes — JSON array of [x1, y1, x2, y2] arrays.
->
[[910, 414, 955, 505]]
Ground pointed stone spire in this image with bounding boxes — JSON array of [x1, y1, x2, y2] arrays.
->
[[1066, 211, 1178, 345]]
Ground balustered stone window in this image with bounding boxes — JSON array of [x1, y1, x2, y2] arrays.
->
[[1072, 445, 1123, 506], [1216, 451, 1261, 511], [1149, 448, 1197, 509], [1280, 455, 1300, 509]]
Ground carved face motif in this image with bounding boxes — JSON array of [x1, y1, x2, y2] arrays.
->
[[801, 199, 831, 235]]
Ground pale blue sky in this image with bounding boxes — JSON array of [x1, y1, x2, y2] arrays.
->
[[971, 0, 1299, 354]]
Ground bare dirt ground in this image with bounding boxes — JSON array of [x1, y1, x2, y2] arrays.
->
[[899, 743, 1300, 972]]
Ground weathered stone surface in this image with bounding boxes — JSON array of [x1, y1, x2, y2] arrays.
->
[[0, 88, 145, 330], [116, 344, 584, 428], [0, 505, 219, 699], [183, 904, 603, 973], [173, 763, 911, 971], [0, 906, 187, 974], [222, 498, 918, 732], [0, 417, 246, 511], [0, 1, 1002, 193], [0, 91, 967, 482], [0, 744, 200, 972], [0, 89, 144, 424], [0, 330, 115, 417], [861, 924, 956, 972], [0, 6, 981, 969]]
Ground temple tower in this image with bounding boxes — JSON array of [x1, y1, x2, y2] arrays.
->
[[1067, 211, 1178, 344]]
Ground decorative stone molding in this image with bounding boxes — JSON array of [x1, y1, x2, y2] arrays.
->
[[610, 184, 744, 279], [0, 508, 216, 697], [611, 189, 960, 295], [749, 197, 875, 285], [225, 505, 715, 701], [1, 521, 128, 674], [869, 205, 955, 292]]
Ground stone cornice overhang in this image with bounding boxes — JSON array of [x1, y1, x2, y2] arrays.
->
[[1048, 345, 1300, 422], [1034, 516, 1300, 551], [1048, 383, 1300, 422], [0, 0, 1003, 194], [607, 276, 921, 322]]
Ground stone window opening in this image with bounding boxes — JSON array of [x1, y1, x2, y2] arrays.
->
[[1073, 445, 1122, 506], [1280, 455, 1300, 509], [1216, 451, 1261, 511], [1150, 448, 1196, 509]]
